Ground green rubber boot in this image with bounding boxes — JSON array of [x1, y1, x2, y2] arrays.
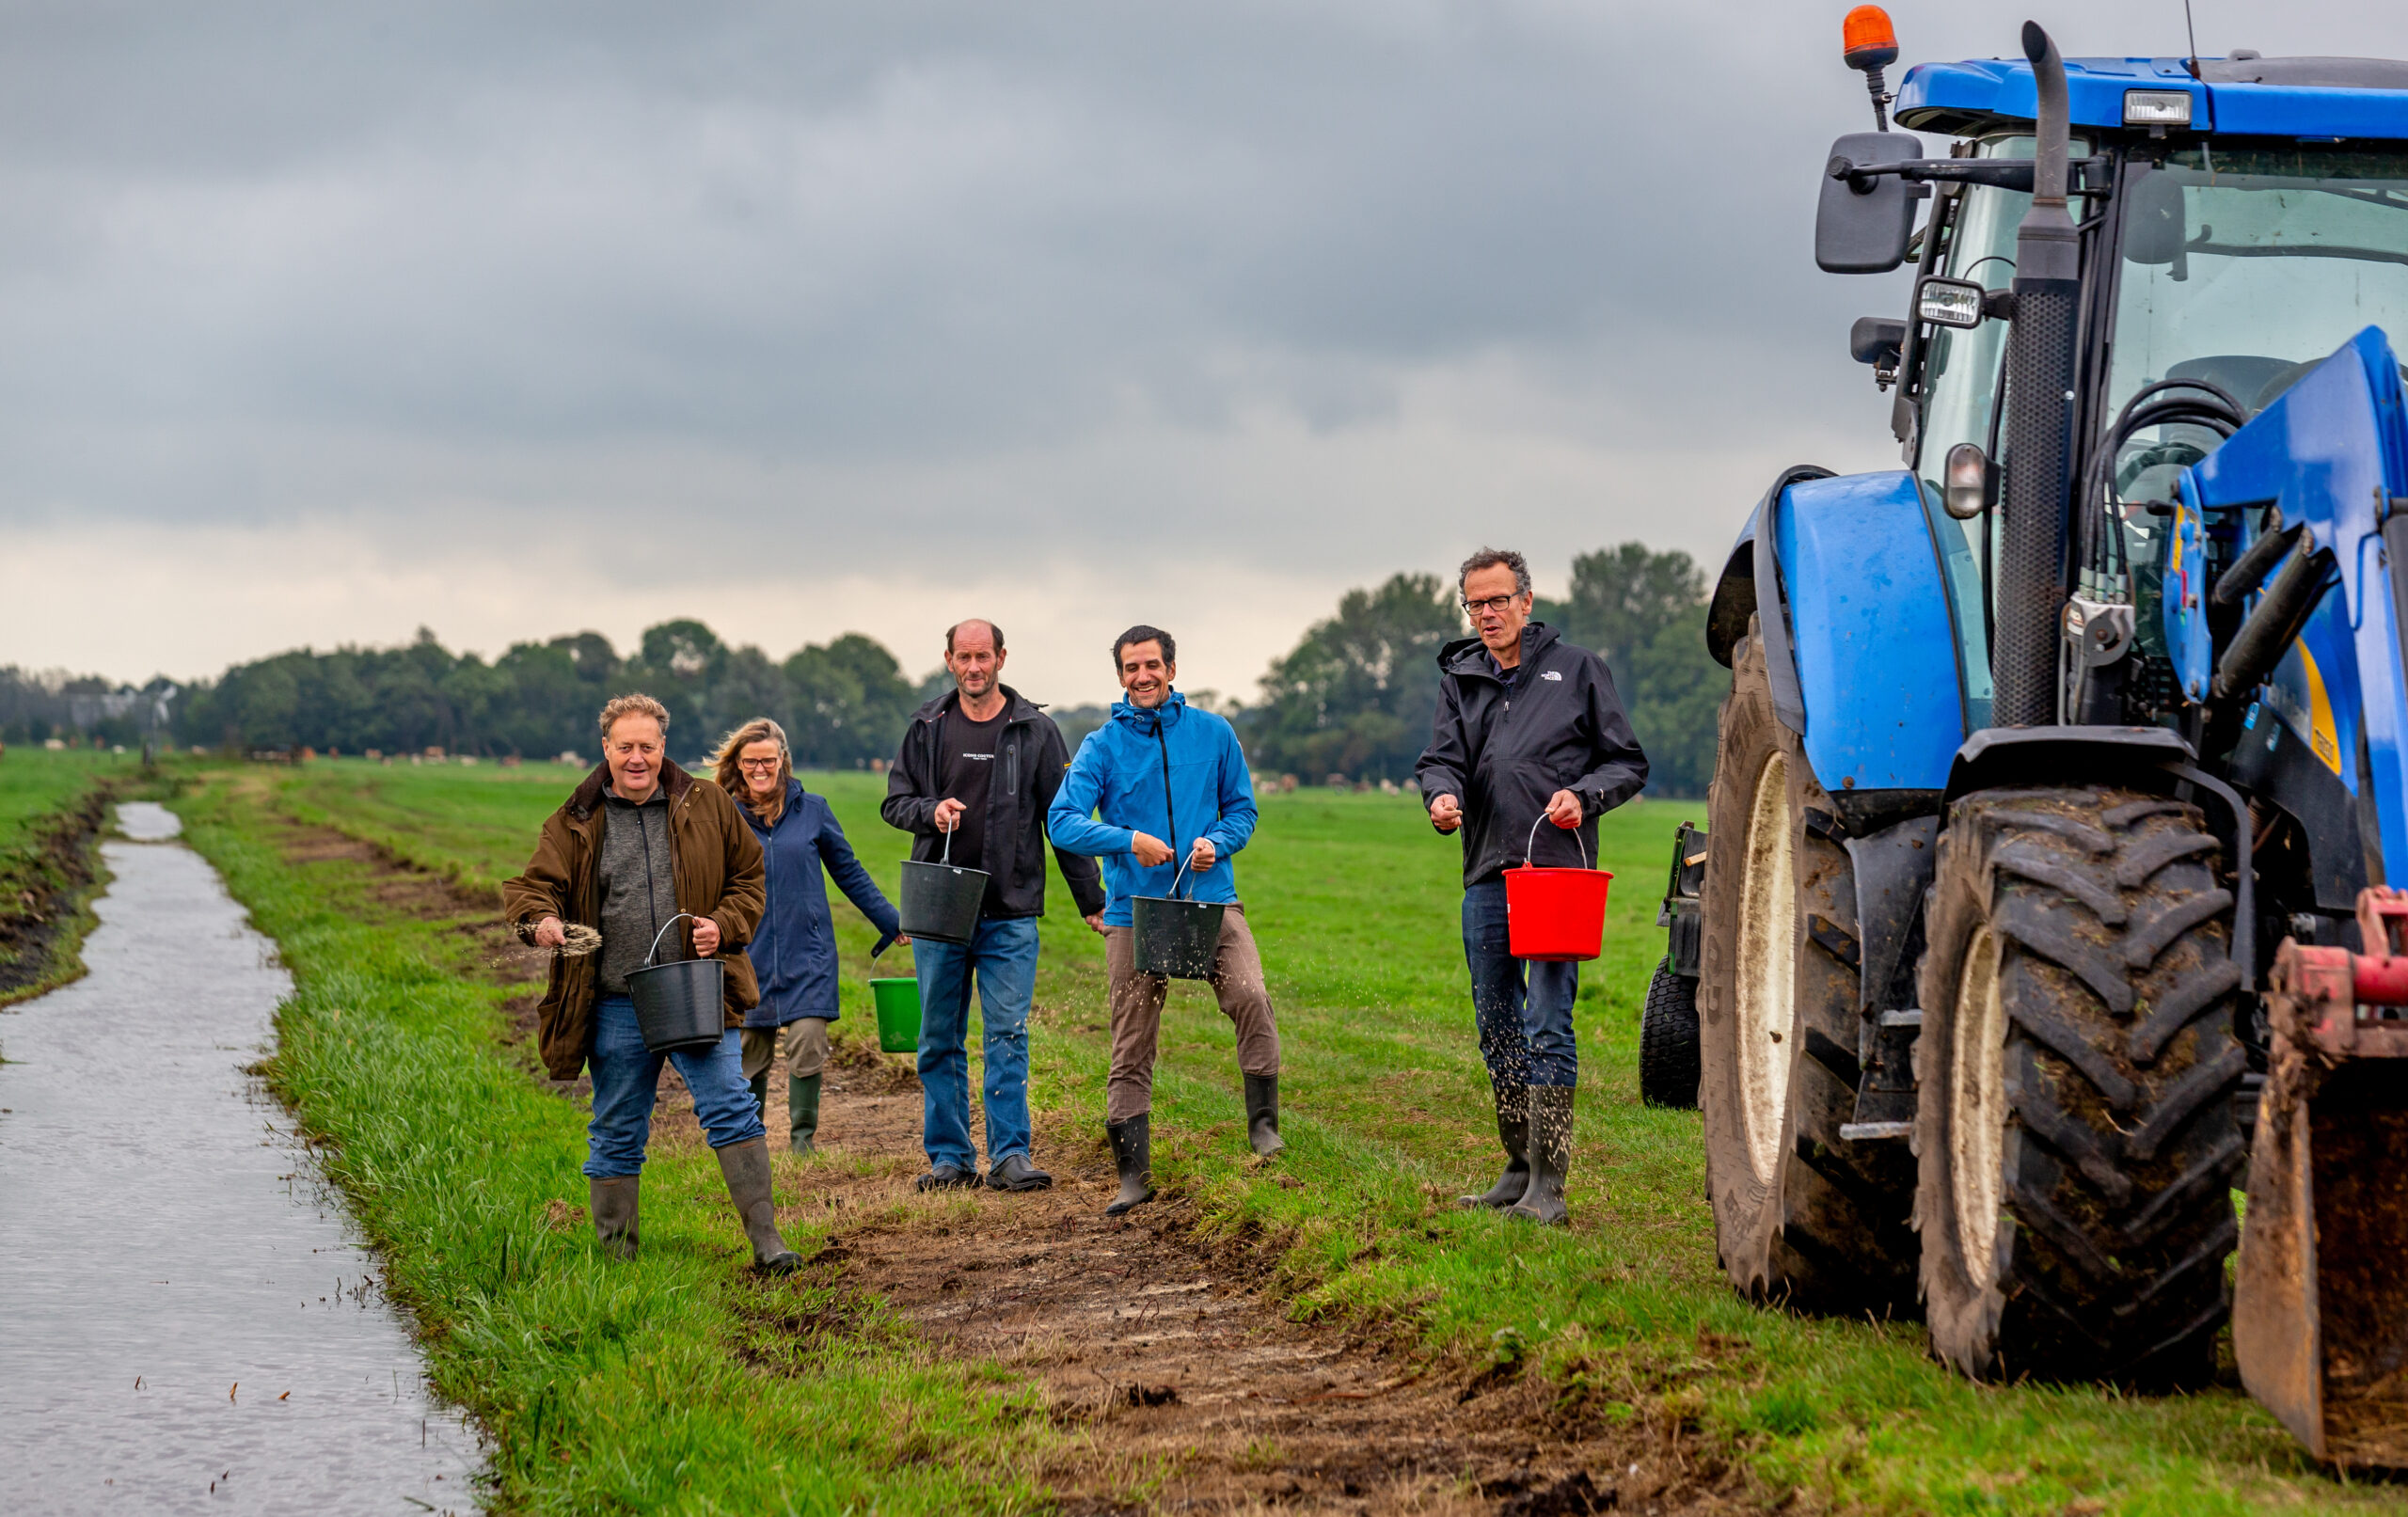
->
[[787, 1072, 822, 1158], [746, 1069, 770, 1127]]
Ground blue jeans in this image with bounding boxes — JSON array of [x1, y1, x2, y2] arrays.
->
[[583, 994, 767, 1178], [914, 916, 1040, 1171], [1462, 878, 1580, 1089]]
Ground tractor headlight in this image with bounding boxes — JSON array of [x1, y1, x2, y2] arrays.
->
[[1917, 277, 1986, 329], [2124, 89, 2193, 127]]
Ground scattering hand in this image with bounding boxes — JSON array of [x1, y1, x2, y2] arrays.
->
[[1131, 831, 1174, 867], [532, 915, 567, 948], [1428, 794, 1463, 833]]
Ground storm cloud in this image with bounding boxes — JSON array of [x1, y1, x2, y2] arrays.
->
[[3, 0, 2402, 701]]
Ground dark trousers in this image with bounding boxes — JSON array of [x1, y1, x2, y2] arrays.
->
[[1461, 878, 1579, 1088]]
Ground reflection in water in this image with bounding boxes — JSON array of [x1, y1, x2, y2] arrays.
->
[[0, 803, 483, 1513]]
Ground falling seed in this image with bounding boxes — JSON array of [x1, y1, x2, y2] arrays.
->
[[278, 1391, 290, 1401], [229, 1383, 237, 1401], [134, 1377, 141, 1390]]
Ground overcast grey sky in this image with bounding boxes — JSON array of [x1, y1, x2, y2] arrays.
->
[[7, 1, 2407, 704]]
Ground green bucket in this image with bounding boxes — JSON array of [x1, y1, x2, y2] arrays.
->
[[870, 977, 922, 1054]]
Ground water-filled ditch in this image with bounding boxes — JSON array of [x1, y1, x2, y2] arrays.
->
[[0, 801, 482, 1513]]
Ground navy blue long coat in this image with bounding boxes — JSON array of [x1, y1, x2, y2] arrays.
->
[[738, 780, 901, 1028]]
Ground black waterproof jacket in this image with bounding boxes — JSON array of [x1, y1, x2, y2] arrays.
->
[[881, 685, 1108, 921], [1414, 622, 1650, 888]]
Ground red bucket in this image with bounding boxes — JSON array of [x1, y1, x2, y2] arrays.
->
[[1504, 817, 1613, 962]]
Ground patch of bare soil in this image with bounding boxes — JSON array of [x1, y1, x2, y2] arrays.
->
[[0, 783, 115, 1004], [262, 805, 1738, 1514], [788, 1046, 1737, 1514]]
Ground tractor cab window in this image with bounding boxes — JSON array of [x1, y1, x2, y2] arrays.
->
[[2104, 147, 2408, 632]]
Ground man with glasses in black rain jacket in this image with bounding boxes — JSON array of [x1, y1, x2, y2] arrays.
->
[[1415, 546, 1647, 1228]]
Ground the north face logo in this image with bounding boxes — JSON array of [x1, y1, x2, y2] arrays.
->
[[1540, 670, 1563, 681]]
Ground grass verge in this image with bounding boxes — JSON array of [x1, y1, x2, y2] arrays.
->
[[192, 757, 2404, 1514], [0, 748, 142, 1008]]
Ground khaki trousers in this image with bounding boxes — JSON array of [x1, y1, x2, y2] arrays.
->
[[1103, 905, 1280, 1124], [740, 1017, 830, 1082]]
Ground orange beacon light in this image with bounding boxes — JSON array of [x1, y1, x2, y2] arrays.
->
[[1842, 7, 1900, 131]]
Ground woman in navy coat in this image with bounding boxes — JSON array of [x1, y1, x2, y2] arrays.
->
[[713, 718, 902, 1154]]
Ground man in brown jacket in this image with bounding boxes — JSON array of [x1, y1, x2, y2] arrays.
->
[[502, 692, 801, 1272]]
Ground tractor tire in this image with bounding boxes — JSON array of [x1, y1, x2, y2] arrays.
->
[[1640, 957, 1701, 1108], [1698, 624, 1919, 1313], [1914, 786, 2245, 1388]]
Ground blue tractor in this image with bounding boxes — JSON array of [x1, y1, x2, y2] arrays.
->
[[1690, 9, 2408, 1463]]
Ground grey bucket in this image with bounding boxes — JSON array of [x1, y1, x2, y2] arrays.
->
[[899, 827, 989, 945], [1133, 859, 1226, 980], [627, 913, 726, 1054]]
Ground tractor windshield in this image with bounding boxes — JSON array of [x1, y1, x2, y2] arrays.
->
[[2108, 146, 2408, 428]]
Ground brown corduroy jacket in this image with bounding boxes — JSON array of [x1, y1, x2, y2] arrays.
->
[[501, 759, 767, 1080]]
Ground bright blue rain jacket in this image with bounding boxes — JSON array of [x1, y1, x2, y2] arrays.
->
[[738, 780, 900, 1027], [1047, 691, 1257, 927]]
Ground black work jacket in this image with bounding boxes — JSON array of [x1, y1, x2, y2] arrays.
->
[[880, 685, 1108, 921], [1413, 622, 1650, 888]]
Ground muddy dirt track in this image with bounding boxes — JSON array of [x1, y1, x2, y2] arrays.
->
[[266, 804, 1743, 1515]]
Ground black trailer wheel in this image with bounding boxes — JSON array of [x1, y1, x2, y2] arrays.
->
[[1640, 957, 1701, 1108], [1698, 624, 1918, 1313], [1915, 786, 2244, 1388]]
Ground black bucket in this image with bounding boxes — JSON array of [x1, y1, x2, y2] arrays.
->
[[899, 829, 989, 945], [1133, 860, 1225, 979], [627, 913, 726, 1054]]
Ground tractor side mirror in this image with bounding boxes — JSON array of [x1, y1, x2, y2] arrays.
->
[[1850, 316, 1906, 368], [1817, 131, 1925, 273], [2122, 166, 2186, 266]]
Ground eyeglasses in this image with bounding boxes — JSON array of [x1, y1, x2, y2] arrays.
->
[[1462, 593, 1522, 615], [737, 757, 783, 771]]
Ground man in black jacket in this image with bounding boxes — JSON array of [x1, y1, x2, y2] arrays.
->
[[884, 619, 1108, 1193], [1415, 547, 1647, 1226]]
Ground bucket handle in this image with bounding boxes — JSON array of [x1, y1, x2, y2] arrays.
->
[[939, 820, 956, 867], [1167, 854, 1193, 901], [1524, 813, 1589, 872], [641, 911, 704, 969]]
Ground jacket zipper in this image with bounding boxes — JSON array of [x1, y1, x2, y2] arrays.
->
[[1152, 726, 1179, 867]]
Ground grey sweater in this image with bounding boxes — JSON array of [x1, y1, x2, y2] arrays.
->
[[597, 789, 680, 994]]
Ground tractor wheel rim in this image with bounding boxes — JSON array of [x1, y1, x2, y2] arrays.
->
[[1951, 925, 2006, 1290], [1735, 751, 1798, 1186]]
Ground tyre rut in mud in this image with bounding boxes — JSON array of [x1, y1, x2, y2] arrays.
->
[[1914, 785, 2245, 1388]]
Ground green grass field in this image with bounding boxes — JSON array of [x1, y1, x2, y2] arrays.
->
[[167, 757, 2407, 1514]]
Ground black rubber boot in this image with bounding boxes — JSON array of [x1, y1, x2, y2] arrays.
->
[[1104, 1115, 1155, 1217], [590, 1175, 640, 1260], [1243, 1072, 1285, 1158], [716, 1137, 803, 1272], [1506, 1085, 1574, 1227], [747, 1069, 771, 1127], [787, 1073, 821, 1158], [1459, 1083, 1529, 1209]]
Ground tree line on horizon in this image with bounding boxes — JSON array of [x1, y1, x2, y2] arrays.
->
[[5, 542, 1719, 797]]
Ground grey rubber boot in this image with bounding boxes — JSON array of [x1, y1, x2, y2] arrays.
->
[[747, 1069, 771, 1127], [1459, 1083, 1530, 1209], [715, 1137, 803, 1272], [787, 1072, 822, 1158], [1506, 1085, 1574, 1227], [1243, 1072, 1285, 1158], [590, 1175, 640, 1260], [1104, 1115, 1155, 1217]]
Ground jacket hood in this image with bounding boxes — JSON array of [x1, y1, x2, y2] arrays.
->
[[1108, 689, 1187, 732], [737, 777, 807, 831], [1438, 621, 1561, 678], [906, 682, 1049, 728], [568, 757, 696, 821]]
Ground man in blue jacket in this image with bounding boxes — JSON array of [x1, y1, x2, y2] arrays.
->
[[1049, 624, 1284, 1217]]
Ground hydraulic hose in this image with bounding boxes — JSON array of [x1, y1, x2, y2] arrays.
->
[[2209, 533, 2336, 708], [1992, 22, 2080, 727]]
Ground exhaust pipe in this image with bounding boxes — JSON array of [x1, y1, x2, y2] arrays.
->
[[1991, 22, 2080, 727]]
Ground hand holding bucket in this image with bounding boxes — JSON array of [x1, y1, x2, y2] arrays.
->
[[1504, 813, 1613, 962], [626, 912, 728, 1053]]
